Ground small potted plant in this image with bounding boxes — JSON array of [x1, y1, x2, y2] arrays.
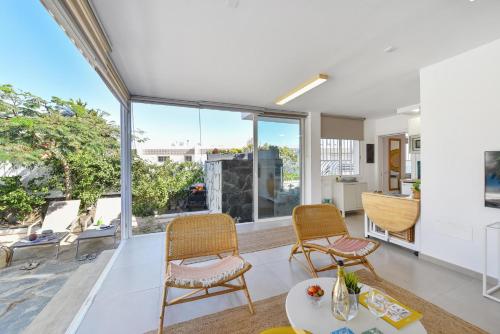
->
[[412, 180, 421, 199], [345, 272, 361, 296]]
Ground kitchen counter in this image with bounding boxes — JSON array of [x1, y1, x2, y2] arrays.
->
[[401, 179, 420, 195], [401, 178, 419, 183]]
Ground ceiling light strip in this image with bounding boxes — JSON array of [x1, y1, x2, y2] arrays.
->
[[275, 74, 328, 105]]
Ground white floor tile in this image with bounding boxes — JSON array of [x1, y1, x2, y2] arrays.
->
[[242, 263, 290, 301], [96, 259, 162, 302], [77, 287, 161, 334], [429, 279, 500, 333], [263, 258, 315, 288]]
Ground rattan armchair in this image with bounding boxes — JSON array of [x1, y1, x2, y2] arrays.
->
[[158, 213, 254, 333], [289, 204, 380, 279]]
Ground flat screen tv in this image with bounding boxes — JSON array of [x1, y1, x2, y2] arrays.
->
[[485, 151, 500, 208]]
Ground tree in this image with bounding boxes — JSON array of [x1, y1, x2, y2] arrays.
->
[[277, 146, 299, 181], [1, 84, 204, 219], [0, 84, 120, 208], [258, 144, 299, 181]]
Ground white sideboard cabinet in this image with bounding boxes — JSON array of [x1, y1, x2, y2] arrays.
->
[[332, 181, 368, 217]]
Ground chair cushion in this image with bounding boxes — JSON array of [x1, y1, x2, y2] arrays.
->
[[166, 256, 248, 288], [330, 237, 376, 256]]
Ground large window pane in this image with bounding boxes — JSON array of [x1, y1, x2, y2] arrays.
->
[[257, 117, 301, 219], [131, 104, 254, 234], [321, 139, 360, 176], [321, 139, 341, 175]]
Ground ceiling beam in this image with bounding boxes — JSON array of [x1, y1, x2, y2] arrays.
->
[[40, 0, 130, 106], [131, 95, 309, 118]]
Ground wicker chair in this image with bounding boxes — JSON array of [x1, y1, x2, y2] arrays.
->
[[158, 213, 254, 333], [289, 204, 380, 279]]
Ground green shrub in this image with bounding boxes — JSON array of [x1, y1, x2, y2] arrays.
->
[[67, 151, 120, 209], [131, 158, 203, 217], [0, 176, 48, 223]]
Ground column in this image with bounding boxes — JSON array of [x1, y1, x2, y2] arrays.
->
[[304, 112, 322, 204], [120, 101, 133, 239]]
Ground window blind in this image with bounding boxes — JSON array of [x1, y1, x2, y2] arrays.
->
[[320, 115, 364, 140]]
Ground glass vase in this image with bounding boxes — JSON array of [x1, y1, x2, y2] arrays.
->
[[331, 261, 350, 321], [347, 293, 359, 320]]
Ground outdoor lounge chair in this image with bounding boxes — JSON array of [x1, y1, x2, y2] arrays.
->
[[27, 199, 81, 235], [76, 197, 121, 258], [84, 197, 121, 229], [158, 213, 254, 334], [8, 200, 81, 266], [289, 204, 380, 279]]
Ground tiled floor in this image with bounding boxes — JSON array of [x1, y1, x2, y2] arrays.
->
[[76, 214, 500, 334]]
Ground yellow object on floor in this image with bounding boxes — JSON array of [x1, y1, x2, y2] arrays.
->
[[260, 327, 312, 334]]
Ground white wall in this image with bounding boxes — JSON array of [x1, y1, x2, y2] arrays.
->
[[420, 38, 500, 276]]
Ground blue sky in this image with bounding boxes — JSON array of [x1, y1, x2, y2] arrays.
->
[[0, 1, 299, 149], [0, 1, 120, 123]]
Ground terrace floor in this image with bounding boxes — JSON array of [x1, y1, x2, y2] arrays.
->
[[76, 214, 500, 334], [0, 236, 117, 334]]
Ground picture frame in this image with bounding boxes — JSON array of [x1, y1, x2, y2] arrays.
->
[[366, 144, 374, 163], [410, 136, 420, 153], [485, 151, 500, 209]]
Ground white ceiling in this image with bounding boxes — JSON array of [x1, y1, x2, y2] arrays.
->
[[91, 0, 500, 118]]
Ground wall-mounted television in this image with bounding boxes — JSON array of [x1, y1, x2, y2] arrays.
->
[[485, 151, 500, 208]]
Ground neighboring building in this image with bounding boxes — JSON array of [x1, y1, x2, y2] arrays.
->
[[138, 146, 211, 164]]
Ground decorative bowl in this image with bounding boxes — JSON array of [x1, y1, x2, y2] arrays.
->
[[306, 285, 325, 305]]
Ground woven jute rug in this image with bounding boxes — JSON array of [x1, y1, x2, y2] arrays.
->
[[237, 225, 296, 253], [151, 269, 486, 334], [185, 225, 297, 264]]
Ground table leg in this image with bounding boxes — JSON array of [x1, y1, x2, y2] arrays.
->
[[56, 242, 61, 259], [75, 240, 80, 259], [8, 247, 15, 267]]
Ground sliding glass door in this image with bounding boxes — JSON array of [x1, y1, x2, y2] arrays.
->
[[257, 117, 302, 219], [131, 102, 302, 230]]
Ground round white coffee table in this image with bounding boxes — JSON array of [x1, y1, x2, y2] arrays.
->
[[286, 278, 426, 334]]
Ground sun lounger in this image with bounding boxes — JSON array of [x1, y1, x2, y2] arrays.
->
[[76, 197, 121, 258], [8, 200, 81, 266]]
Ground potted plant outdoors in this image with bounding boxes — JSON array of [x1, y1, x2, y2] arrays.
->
[[412, 180, 421, 199], [344, 271, 361, 320]]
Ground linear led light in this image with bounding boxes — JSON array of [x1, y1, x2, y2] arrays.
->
[[397, 104, 420, 115], [275, 74, 328, 105]]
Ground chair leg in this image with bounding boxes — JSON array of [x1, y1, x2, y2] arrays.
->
[[288, 242, 299, 261], [362, 258, 381, 281], [158, 283, 169, 334], [240, 274, 254, 314], [302, 247, 319, 278], [328, 252, 337, 264]]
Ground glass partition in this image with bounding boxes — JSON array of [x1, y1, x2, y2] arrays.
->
[[257, 117, 301, 219], [131, 103, 254, 234]]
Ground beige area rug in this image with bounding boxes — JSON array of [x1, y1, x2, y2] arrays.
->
[[185, 225, 297, 264], [151, 269, 486, 334], [237, 225, 296, 254]]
